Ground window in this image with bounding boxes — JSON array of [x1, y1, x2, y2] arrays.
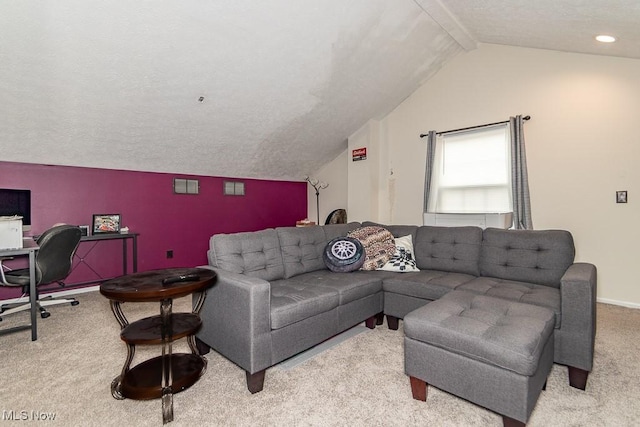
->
[[427, 124, 511, 213]]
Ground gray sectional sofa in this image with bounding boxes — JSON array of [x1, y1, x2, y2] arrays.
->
[[195, 221, 597, 395]]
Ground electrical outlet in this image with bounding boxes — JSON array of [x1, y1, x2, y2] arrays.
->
[[166, 250, 173, 259]]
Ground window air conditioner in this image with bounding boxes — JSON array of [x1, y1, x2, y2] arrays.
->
[[423, 212, 513, 229]]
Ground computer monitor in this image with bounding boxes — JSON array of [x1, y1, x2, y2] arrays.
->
[[0, 188, 32, 231]]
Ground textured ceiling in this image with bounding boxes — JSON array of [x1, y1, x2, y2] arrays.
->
[[1, 1, 638, 181], [444, 0, 640, 59], [0, 0, 463, 180]]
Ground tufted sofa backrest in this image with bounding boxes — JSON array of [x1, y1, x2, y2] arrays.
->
[[277, 226, 329, 279], [208, 229, 285, 281], [208, 223, 576, 287], [479, 228, 575, 287], [361, 221, 419, 242], [208, 223, 362, 282], [413, 226, 483, 276], [323, 222, 361, 241]]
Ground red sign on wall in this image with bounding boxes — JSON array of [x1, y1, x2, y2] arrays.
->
[[352, 147, 367, 161]]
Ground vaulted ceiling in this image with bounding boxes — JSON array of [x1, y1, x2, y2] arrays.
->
[[2, 1, 639, 181]]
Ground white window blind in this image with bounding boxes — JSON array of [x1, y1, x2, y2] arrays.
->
[[427, 124, 512, 213]]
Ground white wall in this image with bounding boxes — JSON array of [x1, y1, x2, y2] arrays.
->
[[306, 150, 349, 225], [346, 120, 388, 223], [353, 43, 640, 306]]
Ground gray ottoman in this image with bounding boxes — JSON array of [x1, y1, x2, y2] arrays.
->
[[404, 290, 555, 427]]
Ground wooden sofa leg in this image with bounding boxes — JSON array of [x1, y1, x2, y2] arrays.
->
[[365, 315, 377, 329], [375, 312, 384, 325], [195, 337, 211, 355], [409, 376, 427, 401], [387, 315, 399, 330], [246, 370, 266, 394], [568, 366, 589, 390]]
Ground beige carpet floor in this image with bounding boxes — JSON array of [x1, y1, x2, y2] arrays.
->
[[1, 291, 639, 426]]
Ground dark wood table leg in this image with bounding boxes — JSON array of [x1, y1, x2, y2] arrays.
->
[[160, 299, 174, 424], [109, 300, 134, 400]]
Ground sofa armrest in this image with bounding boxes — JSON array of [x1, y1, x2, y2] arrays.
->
[[557, 262, 597, 371], [195, 266, 273, 374]]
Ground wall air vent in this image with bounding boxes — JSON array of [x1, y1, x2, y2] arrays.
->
[[174, 178, 199, 194], [224, 181, 245, 196]]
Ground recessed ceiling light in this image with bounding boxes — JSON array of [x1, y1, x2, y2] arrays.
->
[[596, 35, 616, 43]]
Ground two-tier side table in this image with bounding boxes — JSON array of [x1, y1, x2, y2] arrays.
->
[[100, 267, 216, 424]]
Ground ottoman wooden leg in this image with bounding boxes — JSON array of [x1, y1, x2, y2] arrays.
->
[[409, 376, 427, 401], [410, 375, 527, 426]]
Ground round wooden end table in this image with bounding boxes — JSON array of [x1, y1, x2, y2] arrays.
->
[[100, 267, 216, 424]]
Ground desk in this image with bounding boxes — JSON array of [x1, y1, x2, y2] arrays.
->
[[100, 268, 216, 424], [69, 233, 138, 286], [0, 239, 39, 341]]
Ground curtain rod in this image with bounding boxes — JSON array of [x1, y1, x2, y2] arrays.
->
[[419, 115, 530, 138]]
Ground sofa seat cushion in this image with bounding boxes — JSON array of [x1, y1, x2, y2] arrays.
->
[[382, 270, 475, 301], [273, 270, 383, 310], [270, 280, 339, 330], [456, 277, 561, 328], [404, 290, 555, 376]]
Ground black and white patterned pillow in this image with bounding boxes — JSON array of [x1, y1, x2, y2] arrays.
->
[[377, 235, 419, 272]]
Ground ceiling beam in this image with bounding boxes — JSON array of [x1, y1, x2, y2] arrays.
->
[[414, 0, 477, 51]]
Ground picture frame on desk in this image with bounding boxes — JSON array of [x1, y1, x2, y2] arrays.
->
[[79, 225, 90, 236], [92, 214, 121, 234]]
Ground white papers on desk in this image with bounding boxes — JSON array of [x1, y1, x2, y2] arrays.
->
[[0, 216, 23, 249]]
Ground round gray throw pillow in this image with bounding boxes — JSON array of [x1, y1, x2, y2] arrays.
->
[[323, 237, 365, 273]]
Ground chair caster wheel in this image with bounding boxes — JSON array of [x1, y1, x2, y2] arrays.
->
[[71, 300, 80, 306], [41, 311, 51, 319]]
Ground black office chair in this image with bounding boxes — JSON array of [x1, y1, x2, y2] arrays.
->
[[0, 224, 82, 320]]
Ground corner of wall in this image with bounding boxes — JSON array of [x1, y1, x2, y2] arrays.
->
[[306, 150, 349, 225]]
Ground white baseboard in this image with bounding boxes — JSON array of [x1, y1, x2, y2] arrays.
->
[[597, 297, 640, 309], [1, 285, 100, 305]]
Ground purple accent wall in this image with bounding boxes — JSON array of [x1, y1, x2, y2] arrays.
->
[[0, 161, 306, 300]]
